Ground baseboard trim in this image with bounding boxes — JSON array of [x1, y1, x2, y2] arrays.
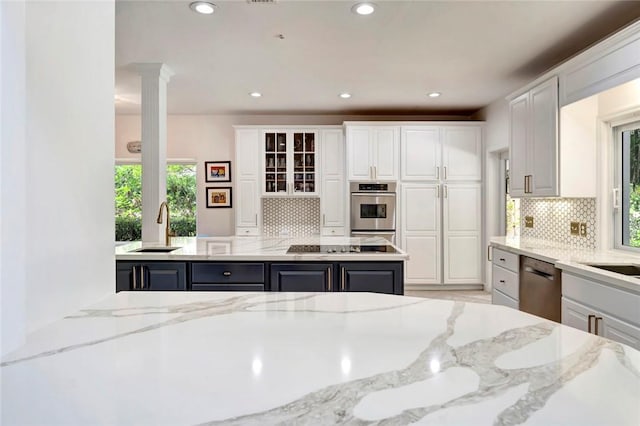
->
[[405, 284, 485, 291]]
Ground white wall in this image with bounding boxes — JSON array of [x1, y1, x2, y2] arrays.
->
[[1, 1, 115, 355], [1, 0, 27, 356], [116, 113, 471, 237], [473, 98, 510, 289], [598, 78, 640, 116]]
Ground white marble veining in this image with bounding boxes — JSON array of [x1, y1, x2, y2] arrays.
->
[[116, 236, 408, 261], [2, 292, 639, 425], [490, 236, 640, 293]]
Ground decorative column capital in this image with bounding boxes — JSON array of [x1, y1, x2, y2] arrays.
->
[[133, 63, 174, 83]]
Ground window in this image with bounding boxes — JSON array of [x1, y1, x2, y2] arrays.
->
[[615, 121, 640, 250], [115, 163, 196, 241]]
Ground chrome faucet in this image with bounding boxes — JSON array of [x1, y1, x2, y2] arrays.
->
[[156, 201, 175, 246]]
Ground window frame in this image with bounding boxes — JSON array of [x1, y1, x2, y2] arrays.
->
[[612, 118, 640, 253]]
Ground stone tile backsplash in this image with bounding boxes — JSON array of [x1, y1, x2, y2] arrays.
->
[[520, 198, 596, 249], [263, 198, 320, 236]]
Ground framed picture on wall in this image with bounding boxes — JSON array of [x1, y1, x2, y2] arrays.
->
[[206, 187, 232, 208], [205, 161, 231, 183]]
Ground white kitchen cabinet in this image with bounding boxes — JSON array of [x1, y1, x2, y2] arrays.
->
[[441, 126, 482, 181], [346, 125, 399, 181], [508, 76, 559, 197], [263, 129, 318, 196], [562, 272, 640, 350], [320, 128, 345, 236], [559, 22, 640, 106], [443, 184, 482, 284], [234, 128, 261, 235], [491, 247, 519, 309], [401, 183, 441, 285], [401, 125, 482, 182]]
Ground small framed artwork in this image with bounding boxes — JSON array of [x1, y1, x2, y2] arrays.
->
[[206, 187, 232, 208], [205, 161, 231, 183]]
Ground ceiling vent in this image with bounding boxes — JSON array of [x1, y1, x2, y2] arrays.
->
[[246, 0, 277, 3]]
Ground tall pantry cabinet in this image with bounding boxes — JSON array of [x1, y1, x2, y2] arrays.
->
[[400, 125, 483, 287]]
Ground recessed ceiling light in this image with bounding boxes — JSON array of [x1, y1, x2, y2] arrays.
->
[[249, 92, 262, 98], [339, 93, 352, 99], [189, 1, 216, 15], [352, 2, 376, 15], [428, 92, 441, 98]]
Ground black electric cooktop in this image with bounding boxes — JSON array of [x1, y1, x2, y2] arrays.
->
[[286, 244, 398, 254]]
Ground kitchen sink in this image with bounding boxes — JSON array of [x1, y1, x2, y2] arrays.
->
[[585, 264, 640, 276], [130, 247, 180, 253]]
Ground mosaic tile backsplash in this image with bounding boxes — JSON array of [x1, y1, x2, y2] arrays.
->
[[263, 198, 320, 236], [520, 198, 596, 249]]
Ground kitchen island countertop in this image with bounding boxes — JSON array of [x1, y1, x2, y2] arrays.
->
[[2, 291, 639, 425], [116, 236, 409, 261]]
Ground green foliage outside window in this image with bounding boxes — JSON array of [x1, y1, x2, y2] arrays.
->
[[115, 164, 196, 241], [629, 129, 640, 247]]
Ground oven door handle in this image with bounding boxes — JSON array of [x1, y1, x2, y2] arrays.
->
[[351, 193, 396, 197], [523, 266, 555, 280]]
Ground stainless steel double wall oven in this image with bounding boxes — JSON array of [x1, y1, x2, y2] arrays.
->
[[350, 182, 397, 243]]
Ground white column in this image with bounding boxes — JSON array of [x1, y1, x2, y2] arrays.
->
[[135, 63, 173, 243]]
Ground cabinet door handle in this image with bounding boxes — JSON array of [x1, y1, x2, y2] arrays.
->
[[487, 246, 492, 261], [132, 266, 137, 290], [341, 267, 346, 291], [524, 176, 528, 193], [595, 316, 603, 336], [436, 166, 440, 179], [223, 271, 231, 277], [588, 314, 595, 333], [444, 185, 448, 198], [327, 267, 332, 291], [374, 166, 377, 180], [443, 166, 447, 180], [255, 214, 258, 226], [436, 185, 440, 198], [140, 266, 146, 290]]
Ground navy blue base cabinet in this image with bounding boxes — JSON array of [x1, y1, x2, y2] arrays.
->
[[116, 260, 403, 295], [271, 263, 334, 292], [116, 262, 187, 292]]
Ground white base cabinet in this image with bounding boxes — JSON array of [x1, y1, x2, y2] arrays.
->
[[562, 272, 640, 350], [490, 247, 519, 309]]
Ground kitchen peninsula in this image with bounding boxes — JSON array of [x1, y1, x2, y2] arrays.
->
[[2, 291, 639, 424], [116, 236, 408, 294]]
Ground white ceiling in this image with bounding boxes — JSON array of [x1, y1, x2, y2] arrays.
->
[[115, 0, 640, 116]]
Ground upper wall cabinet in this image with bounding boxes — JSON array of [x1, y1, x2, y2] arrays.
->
[[401, 125, 482, 182], [559, 23, 640, 107], [263, 130, 318, 196], [345, 125, 399, 181], [509, 76, 559, 197]]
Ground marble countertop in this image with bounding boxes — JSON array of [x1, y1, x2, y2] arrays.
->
[[116, 236, 408, 262], [2, 291, 639, 425], [490, 237, 640, 293]]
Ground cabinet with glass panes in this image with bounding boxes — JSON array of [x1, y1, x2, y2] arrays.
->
[[263, 130, 318, 195]]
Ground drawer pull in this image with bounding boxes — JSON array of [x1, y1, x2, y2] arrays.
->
[[223, 271, 232, 276], [499, 258, 506, 262], [499, 280, 505, 283]]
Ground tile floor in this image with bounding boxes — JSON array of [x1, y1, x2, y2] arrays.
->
[[404, 290, 491, 304]]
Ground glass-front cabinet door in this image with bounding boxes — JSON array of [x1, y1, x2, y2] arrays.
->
[[264, 130, 317, 196]]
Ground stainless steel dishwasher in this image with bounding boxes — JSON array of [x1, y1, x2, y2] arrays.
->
[[520, 256, 561, 322]]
